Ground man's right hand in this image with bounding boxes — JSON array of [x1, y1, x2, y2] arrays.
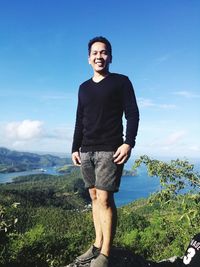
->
[[72, 151, 81, 166]]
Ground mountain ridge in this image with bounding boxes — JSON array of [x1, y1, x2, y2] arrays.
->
[[0, 147, 72, 173]]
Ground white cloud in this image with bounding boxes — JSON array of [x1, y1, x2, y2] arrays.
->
[[135, 129, 190, 157], [164, 130, 186, 146], [189, 145, 200, 152], [5, 120, 44, 140], [138, 97, 176, 109], [45, 126, 73, 141], [173, 91, 200, 99], [138, 98, 155, 108], [158, 104, 177, 109], [0, 120, 74, 153]]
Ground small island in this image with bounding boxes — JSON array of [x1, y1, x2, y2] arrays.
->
[[57, 164, 79, 174], [57, 164, 137, 177], [122, 169, 137, 176]]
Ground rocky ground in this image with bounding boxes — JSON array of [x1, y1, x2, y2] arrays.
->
[[65, 247, 181, 267]]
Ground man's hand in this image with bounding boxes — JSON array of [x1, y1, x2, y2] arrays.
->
[[72, 151, 81, 166], [113, 144, 131, 164]]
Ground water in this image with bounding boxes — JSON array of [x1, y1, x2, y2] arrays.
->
[[115, 167, 160, 207], [1, 158, 199, 207], [0, 167, 60, 184], [0, 166, 160, 207]]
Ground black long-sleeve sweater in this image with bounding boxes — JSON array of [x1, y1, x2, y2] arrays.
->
[[72, 73, 139, 153]]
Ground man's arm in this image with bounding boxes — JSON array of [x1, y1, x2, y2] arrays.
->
[[113, 143, 131, 164], [72, 151, 81, 166], [71, 91, 83, 166], [114, 77, 139, 164]]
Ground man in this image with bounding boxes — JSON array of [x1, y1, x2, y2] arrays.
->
[[71, 36, 139, 267]]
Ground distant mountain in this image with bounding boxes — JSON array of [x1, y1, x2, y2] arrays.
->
[[0, 147, 72, 173]]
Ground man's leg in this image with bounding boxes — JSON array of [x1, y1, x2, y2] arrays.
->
[[90, 189, 117, 267], [89, 188, 103, 249], [96, 189, 117, 257], [76, 188, 102, 263], [89, 188, 117, 256]]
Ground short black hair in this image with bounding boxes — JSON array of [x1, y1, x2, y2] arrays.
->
[[88, 36, 112, 58]]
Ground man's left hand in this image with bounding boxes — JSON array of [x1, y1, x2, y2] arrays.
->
[[113, 144, 132, 164]]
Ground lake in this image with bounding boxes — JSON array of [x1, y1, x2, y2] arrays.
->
[[115, 169, 160, 207], [0, 165, 160, 207], [0, 167, 60, 183]]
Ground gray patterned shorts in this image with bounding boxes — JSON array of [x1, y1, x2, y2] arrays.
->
[[80, 151, 124, 192]]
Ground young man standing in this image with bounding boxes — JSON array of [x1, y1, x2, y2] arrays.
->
[[71, 36, 139, 267]]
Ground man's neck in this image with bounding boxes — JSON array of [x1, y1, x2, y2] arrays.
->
[[92, 71, 110, 83]]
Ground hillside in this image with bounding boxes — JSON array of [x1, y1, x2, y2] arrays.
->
[[0, 155, 199, 267], [0, 147, 72, 173], [0, 169, 90, 210]]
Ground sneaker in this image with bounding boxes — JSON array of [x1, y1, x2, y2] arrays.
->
[[90, 254, 108, 267], [76, 245, 101, 264]]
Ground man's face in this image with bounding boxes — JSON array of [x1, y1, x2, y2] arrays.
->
[[88, 42, 111, 74]]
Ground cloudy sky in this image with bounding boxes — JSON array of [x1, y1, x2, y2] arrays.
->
[[0, 0, 199, 160]]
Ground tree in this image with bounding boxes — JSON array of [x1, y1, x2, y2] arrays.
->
[[133, 155, 200, 203]]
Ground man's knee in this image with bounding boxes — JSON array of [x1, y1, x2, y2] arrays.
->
[[96, 190, 113, 208], [89, 187, 97, 201]]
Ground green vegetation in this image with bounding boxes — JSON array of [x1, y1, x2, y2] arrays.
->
[[0, 169, 90, 210], [0, 164, 27, 173], [0, 147, 71, 173], [0, 155, 199, 267], [57, 165, 79, 174]]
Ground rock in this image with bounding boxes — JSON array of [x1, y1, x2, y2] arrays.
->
[[64, 247, 152, 267]]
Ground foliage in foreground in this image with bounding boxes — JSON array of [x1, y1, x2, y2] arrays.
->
[[0, 155, 199, 267]]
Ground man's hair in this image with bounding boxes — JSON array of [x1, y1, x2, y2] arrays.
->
[[88, 36, 112, 58]]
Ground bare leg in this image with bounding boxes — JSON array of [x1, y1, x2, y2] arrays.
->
[[89, 188, 103, 248], [96, 189, 117, 257], [76, 188, 103, 263]]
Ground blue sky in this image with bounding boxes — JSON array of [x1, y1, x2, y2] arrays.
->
[[0, 0, 199, 160]]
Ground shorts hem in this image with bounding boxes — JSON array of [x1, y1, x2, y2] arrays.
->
[[95, 185, 119, 193], [85, 184, 119, 193]]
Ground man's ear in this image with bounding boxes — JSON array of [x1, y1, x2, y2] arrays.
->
[[88, 56, 91, 65]]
